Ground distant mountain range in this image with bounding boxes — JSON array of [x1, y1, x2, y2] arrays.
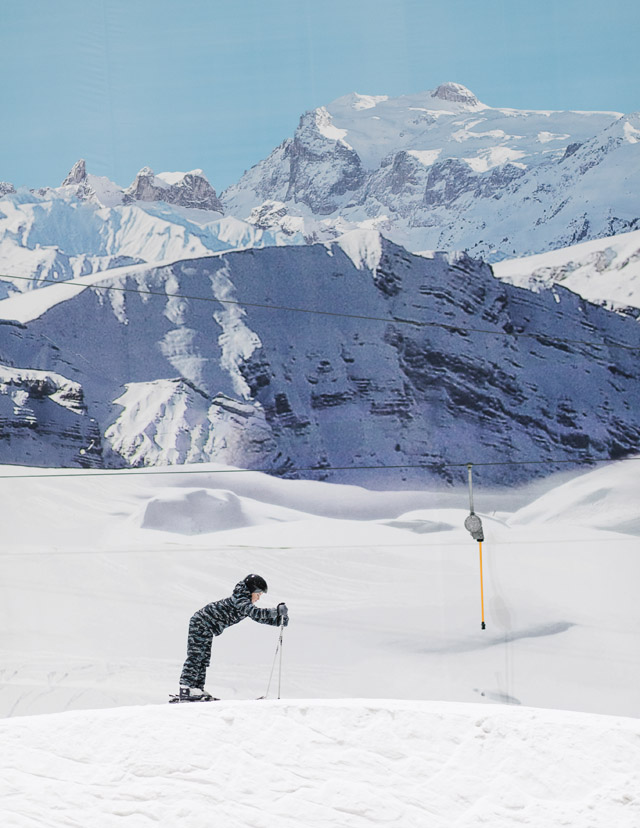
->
[[1, 81, 638, 310], [221, 82, 640, 260], [0, 165, 299, 300], [1, 83, 639, 480]]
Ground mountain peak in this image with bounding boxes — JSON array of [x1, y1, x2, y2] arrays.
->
[[124, 167, 223, 212], [62, 159, 87, 186], [431, 82, 478, 106]]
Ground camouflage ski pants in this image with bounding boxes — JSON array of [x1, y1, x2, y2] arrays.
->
[[179, 614, 215, 689]]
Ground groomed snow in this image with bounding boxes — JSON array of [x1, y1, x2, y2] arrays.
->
[[1, 459, 640, 824], [1, 458, 639, 720], [1, 699, 638, 827]]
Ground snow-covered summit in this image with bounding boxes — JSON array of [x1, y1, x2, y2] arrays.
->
[[222, 83, 635, 261], [58, 158, 125, 208], [56, 159, 225, 213], [431, 81, 481, 105]]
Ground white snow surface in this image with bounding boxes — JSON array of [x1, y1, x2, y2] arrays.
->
[[492, 228, 640, 311], [0, 188, 302, 294], [1, 459, 640, 824], [333, 227, 383, 271], [1, 699, 639, 828], [1, 457, 639, 719]]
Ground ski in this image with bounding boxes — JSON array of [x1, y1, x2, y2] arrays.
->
[[168, 695, 266, 704], [168, 694, 220, 704]]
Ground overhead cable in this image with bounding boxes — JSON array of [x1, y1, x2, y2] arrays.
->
[[0, 453, 638, 481], [2, 272, 638, 352]]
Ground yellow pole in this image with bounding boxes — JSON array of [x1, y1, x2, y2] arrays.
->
[[479, 541, 486, 630]]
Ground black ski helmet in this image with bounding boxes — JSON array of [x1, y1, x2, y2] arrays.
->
[[244, 574, 268, 594]]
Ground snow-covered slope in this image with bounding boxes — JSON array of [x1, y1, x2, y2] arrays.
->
[[492, 228, 640, 313], [0, 457, 638, 722], [222, 82, 639, 260], [508, 452, 640, 535], [0, 167, 301, 295], [1, 699, 638, 827], [0, 237, 639, 482]]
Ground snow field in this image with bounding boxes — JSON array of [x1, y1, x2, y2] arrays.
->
[[493, 228, 640, 311], [0, 459, 639, 720], [1, 460, 639, 826], [1, 699, 639, 827]]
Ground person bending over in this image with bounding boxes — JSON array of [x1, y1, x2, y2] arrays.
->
[[178, 574, 289, 701]]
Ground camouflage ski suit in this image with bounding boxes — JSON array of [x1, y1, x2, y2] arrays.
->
[[180, 580, 282, 689]]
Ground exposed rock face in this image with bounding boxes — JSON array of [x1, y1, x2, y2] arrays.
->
[[0, 237, 638, 484], [0, 363, 104, 468], [0, 182, 16, 197], [123, 167, 224, 212], [62, 159, 87, 186], [282, 109, 367, 214], [431, 82, 479, 105]]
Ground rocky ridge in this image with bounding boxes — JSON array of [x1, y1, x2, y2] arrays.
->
[[0, 234, 638, 484]]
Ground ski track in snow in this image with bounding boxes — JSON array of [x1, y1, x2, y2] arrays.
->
[[1, 700, 639, 828]]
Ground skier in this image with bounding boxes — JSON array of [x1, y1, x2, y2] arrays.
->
[[177, 574, 289, 701]]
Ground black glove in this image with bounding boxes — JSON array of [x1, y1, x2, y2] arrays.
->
[[276, 602, 289, 627]]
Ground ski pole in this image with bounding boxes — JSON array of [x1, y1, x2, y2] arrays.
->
[[277, 623, 284, 700], [264, 623, 284, 699]]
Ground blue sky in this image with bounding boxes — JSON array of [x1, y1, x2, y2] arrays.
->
[[1, 0, 638, 191]]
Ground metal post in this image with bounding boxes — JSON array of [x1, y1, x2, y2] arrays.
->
[[479, 541, 486, 630], [464, 463, 486, 629]]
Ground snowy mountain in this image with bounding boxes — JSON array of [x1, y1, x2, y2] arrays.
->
[[492, 228, 640, 314], [0, 162, 301, 296], [222, 82, 639, 259], [2, 84, 639, 313], [122, 166, 225, 212], [60, 158, 224, 212], [0, 235, 638, 482]]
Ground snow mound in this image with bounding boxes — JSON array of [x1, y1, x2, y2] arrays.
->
[[137, 487, 304, 535], [1, 700, 638, 828], [509, 457, 640, 535], [139, 488, 250, 534]]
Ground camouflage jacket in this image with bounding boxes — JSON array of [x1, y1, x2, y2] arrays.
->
[[194, 580, 281, 634]]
